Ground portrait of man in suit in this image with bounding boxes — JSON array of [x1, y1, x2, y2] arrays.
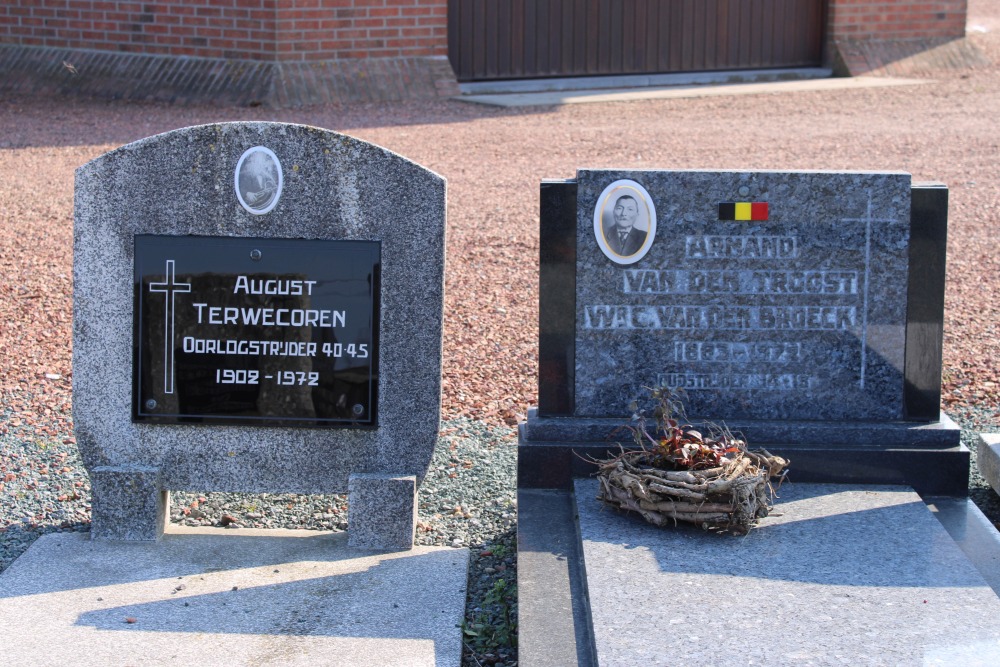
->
[[593, 179, 656, 265], [605, 194, 647, 256]]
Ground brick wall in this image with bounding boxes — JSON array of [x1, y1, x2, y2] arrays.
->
[[274, 0, 447, 62], [826, 0, 969, 76], [0, 1, 970, 105], [0, 1, 965, 63], [0, 0, 448, 62], [828, 0, 968, 42]]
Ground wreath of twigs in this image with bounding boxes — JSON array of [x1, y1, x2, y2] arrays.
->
[[589, 388, 789, 535]]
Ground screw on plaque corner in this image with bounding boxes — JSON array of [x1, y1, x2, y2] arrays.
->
[[352, 404, 364, 416], [145, 399, 157, 410], [250, 249, 262, 261]]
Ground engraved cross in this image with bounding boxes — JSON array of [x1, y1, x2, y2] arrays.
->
[[149, 259, 191, 395], [841, 191, 895, 390]]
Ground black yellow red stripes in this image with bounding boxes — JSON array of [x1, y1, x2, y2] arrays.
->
[[719, 202, 769, 221]]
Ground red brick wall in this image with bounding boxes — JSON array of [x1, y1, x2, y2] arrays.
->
[[828, 0, 968, 42], [274, 0, 447, 62], [0, 0, 448, 62], [0, 1, 964, 63]]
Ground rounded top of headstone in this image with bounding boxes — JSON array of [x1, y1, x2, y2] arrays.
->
[[76, 121, 444, 241], [73, 121, 447, 494]]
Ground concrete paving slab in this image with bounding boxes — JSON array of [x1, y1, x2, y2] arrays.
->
[[459, 76, 932, 108], [575, 480, 1000, 666], [0, 526, 469, 667]]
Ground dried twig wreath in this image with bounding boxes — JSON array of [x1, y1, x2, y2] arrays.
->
[[591, 388, 789, 534]]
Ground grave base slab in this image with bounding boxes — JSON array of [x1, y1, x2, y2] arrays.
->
[[0, 527, 468, 667], [518, 410, 968, 495], [518, 482, 1000, 666]]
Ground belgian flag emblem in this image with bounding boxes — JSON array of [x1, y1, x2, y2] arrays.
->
[[719, 202, 769, 221]]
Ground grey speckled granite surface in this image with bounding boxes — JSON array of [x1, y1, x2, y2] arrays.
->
[[575, 169, 910, 422], [74, 123, 445, 541], [978, 434, 1000, 497], [347, 473, 417, 549], [575, 479, 1000, 667]]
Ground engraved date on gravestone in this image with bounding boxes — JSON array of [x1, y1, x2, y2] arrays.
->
[[133, 235, 379, 426], [575, 170, 911, 422]]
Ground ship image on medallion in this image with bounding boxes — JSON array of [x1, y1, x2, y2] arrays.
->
[[235, 146, 283, 215]]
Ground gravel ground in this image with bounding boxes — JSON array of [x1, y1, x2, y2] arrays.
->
[[3, 2, 1000, 665]]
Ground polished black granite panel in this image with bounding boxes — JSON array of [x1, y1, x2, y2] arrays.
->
[[134, 235, 379, 427], [904, 184, 948, 421], [538, 180, 577, 416]]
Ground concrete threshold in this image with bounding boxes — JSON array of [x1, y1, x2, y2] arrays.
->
[[459, 71, 931, 107], [0, 527, 470, 667], [459, 67, 835, 95]]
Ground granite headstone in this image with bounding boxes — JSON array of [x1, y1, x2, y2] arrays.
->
[[521, 169, 966, 494], [74, 122, 445, 547]]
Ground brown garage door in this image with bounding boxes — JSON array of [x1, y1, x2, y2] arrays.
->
[[448, 0, 826, 82]]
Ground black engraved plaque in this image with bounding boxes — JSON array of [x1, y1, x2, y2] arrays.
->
[[133, 235, 380, 427]]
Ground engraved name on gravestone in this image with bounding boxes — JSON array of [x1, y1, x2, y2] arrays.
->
[[134, 236, 379, 426], [575, 170, 911, 421], [74, 122, 444, 546]]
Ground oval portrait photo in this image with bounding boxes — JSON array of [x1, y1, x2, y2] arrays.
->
[[593, 179, 656, 265], [235, 146, 283, 215]]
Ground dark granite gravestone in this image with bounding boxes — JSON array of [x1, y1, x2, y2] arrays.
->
[[521, 169, 966, 495], [516, 170, 991, 667], [74, 122, 445, 547]]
